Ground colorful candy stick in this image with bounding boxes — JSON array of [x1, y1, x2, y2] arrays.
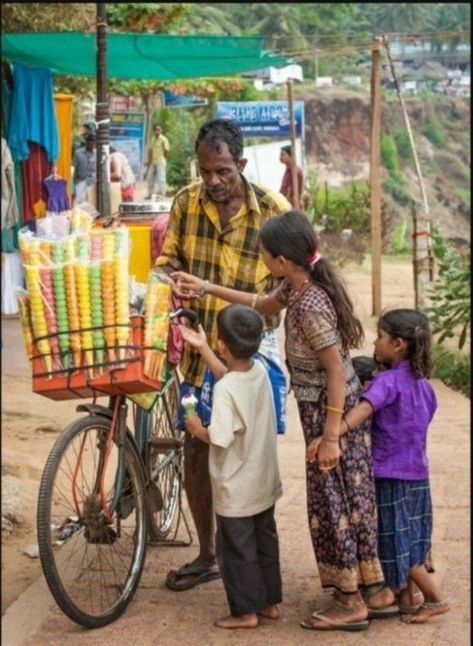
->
[[39, 241, 61, 370], [114, 228, 130, 361], [17, 293, 34, 362], [75, 236, 94, 374], [143, 276, 171, 381], [52, 241, 71, 369], [90, 232, 105, 372], [64, 237, 82, 369], [23, 240, 53, 374], [102, 231, 116, 361]]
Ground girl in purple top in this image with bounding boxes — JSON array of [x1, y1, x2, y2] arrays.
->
[[338, 309, 449, 625]]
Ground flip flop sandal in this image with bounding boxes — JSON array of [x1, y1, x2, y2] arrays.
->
[[300, 610, 370, 632], [367, 604, 400, 619], [166, 562, 221, 591]]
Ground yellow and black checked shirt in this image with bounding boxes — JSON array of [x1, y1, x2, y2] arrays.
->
[[155, 176, 290, 386]]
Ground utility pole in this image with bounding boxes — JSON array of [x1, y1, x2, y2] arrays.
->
[[96, 3, 111, 217], [286, 78, 300, 209], [369, 37, 382, 316]]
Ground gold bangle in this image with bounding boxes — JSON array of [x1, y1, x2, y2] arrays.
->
[[250, 293, 258, 309], [326, 405, 344, 414]]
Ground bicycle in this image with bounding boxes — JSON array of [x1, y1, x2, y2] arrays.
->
[[36, 310, 197, 629]]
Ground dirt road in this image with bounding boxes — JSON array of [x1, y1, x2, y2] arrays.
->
[[1, 257, 470, 645]]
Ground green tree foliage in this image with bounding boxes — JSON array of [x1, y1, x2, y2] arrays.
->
[[1, 3, 96, 32], [392, 127, 413, 161], [422, 121, 445, 149], [381, 134, 399, 172], [426, 225, 470, 350]]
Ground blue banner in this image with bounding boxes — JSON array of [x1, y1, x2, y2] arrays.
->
[[163, 91, 208, 108], [110, 112, 146, 179], [215, 101, 304, 137]]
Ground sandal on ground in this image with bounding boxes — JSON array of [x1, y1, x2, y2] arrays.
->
[[165, 562, 221, 591], [300, 600, 370, 632], [367, 604, 400, 619]]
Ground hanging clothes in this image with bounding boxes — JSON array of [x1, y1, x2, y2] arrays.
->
[[44, 176, 70, 212], [1, 138, 20, 252], [54, 93, 73, 202], [21, 142, 49, 222], [7, 62, 59, 163]]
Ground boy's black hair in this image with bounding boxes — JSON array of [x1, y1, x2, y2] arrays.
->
[[281, 144, 292, 156], [352, 355, 377, 386], [378, 308, 432, 378], [216, 304, 263, 360], [195, 118, 243, 162]]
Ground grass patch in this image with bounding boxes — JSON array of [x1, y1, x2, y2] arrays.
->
[[2, 410, 35, 419]]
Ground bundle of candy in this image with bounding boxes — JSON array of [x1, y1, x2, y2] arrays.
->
[[18, 220, 132, 378], [143, 273, 172, 383]]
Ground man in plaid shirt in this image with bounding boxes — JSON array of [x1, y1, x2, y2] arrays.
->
[[155, 119, 290, 591]]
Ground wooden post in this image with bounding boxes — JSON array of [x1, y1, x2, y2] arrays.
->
[[369, 37, 382, 316], [96, 3, 111, 217], [411, 201, 431, 309], [383, 36, 434, 280], [286, 78, 300, 209]]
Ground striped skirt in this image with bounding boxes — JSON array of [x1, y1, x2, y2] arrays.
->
[[375, 478, 433, 590]]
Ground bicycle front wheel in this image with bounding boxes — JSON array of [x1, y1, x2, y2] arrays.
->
[[37, 414, 148, 628], [137, 372, 181, 541]]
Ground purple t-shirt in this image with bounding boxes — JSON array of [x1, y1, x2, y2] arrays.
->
[[362, 360, 437, 480]]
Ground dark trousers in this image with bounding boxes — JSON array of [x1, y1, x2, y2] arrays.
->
[[216, 505, 282, 617]]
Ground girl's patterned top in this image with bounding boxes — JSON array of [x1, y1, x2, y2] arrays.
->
[[275, 278, 359, 402]]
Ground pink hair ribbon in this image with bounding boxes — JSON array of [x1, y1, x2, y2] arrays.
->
[[308, 251, 321, 266]]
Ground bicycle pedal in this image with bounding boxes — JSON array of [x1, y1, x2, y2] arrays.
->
[[149, 437, 183, 452]]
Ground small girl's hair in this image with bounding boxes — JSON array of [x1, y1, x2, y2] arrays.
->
[[217, 304, 263, 359], [378, 308, 432, 378], [259, 210, 364, 350]]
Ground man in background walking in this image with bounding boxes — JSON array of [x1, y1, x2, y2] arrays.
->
[[146, 124, 170, 198]]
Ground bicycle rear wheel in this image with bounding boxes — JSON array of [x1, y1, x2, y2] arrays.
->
[[37, 414, 148, 628], [137, 371, 181, 541]]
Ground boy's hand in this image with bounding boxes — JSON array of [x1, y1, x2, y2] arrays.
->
[[179, 323, 207, 351], [184, 414, 203, 437]]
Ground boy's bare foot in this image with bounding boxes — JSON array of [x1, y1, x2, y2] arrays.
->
[[401, 601, 450, 624], [257, 605, 280, 619], [214, 613, 259, 629], [365, 585, 396, 609]]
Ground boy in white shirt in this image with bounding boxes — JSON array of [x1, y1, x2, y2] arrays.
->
[[181, 304, 283, 630]]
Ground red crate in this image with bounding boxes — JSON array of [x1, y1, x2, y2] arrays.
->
[[32, 316, 166, 401]]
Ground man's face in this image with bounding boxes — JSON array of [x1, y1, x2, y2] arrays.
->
[[85, 140, 95, 152], [197, 140, 247, 203], [280, 150, 290, 165], [154, 126, 162, 137]]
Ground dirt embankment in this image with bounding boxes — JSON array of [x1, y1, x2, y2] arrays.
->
[[301, 91, 470, 248]]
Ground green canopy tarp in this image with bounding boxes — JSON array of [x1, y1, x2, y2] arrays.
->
[[1, 32, 291, 80]]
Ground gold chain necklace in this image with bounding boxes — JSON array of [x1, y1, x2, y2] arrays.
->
[[288, 277, 310, 305]]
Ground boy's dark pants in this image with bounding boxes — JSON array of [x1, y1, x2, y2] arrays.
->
[[216, 505, 282, 617]]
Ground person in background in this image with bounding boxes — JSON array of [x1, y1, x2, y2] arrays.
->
[[72, 133, 96, 205], [145, 124, 170, 198], [336, 309, 450, 625], [181, 304, 283, 629], [155, 118, 290, 592], [110, 146, 136, 202], [279, 145, 303, 207]]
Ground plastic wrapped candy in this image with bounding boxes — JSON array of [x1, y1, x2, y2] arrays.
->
[[101, 231, 116, 361], [89, 232, 105, 370], [51, 240, 71, 369], [20, 237, 53, 374], [113, 227, 130, 361], [39, 240, 61, 370], [64, 236, 82, 369], [17, 291, 34, 362], [143, 273, 172, 382], [74, 235, 94, 374]]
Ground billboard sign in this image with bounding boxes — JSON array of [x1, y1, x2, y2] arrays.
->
[[215, 100, 304, 137], [110, 112, 146, 179], [163, 90, 208, 108]]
